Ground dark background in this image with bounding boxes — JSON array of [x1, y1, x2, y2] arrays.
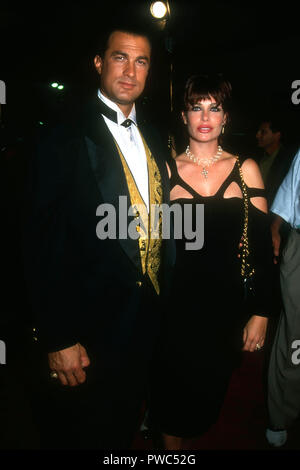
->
[[1, 0, 300, 150], [0, 0, 299, 452], [0, 0, 299, 322]]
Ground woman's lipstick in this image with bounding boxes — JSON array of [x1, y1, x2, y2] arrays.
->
[[197, 126, 212, 133]]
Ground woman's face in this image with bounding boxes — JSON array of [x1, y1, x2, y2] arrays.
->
[[182, 96, 226, 144]]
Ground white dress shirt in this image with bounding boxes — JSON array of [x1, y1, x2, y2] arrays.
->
[[271, 148, 300, 229], [97, 90, 149, 211]]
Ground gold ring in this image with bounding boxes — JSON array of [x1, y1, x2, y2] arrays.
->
[[50, 371, 58, 379], [255, 343, 262, 350]]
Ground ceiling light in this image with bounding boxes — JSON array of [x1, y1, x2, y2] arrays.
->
[[150, 1, 168, 19]]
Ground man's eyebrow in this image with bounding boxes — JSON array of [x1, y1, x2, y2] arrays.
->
[[111, 51, 150, 62], [137, 55, 150, 62], [111, 50, 128, 57]]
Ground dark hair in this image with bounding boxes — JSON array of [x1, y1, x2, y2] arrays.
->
[[183, 74, 232, 115], [259, 116, 283, 135], [93, 21, 154, 59]]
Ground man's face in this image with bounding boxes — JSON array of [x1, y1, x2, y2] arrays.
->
[[256, 122, 279, 149], [94, 31, 151, 113]]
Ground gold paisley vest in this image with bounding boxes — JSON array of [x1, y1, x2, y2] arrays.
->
[[114, 131, 163, 295]]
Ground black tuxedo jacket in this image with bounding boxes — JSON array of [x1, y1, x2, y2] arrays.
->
[[23, 97, 175, 361], [264, 145, 296, 205]]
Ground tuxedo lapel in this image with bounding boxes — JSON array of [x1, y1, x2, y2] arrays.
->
[[84, 110, 142, 273]]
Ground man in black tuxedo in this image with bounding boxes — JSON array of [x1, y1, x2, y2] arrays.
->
[[256, 118, 295, 206], [24, 24, 175, 449]]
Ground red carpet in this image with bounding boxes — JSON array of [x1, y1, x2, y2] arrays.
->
[[134, 351, 270, 450]]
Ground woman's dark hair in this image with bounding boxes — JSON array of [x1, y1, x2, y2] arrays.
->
[[183, 74, 232, 115]]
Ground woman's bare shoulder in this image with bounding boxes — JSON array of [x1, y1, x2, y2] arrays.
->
[[240, 157, 264, 189]]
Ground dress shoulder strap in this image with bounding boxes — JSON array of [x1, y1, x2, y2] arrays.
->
[[167, 155, 181, 190]]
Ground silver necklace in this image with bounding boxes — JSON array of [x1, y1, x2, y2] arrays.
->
[[185, 145, 223, 178]]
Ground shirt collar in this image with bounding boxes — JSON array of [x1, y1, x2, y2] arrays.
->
[[263, 145, 281, 160], [271, 146, 281, 159], [97, 89, 137, 126]]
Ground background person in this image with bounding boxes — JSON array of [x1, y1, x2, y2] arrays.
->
[[256, 116, 295, 207], [266, 148, 300, 447], [255, 115, 297, 371]]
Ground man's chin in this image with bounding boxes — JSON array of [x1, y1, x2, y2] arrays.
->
[[115, 96, 136, 106]]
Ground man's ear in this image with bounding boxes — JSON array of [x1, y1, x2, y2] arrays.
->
[[94, 55, 102, 75]]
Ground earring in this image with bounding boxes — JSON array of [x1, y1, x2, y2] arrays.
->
[[221, 124, 225, 135]]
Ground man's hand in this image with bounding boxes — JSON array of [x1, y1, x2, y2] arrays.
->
[[48, 343, 90, 386], [272, 230, 281, 264], [271, 215, 284, 264], [242, 315, 268, 352]]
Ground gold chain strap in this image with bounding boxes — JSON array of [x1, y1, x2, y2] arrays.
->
[[236, 156, 255, 280]]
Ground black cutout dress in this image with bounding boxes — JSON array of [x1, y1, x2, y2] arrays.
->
[[150, 156, 273, 438]]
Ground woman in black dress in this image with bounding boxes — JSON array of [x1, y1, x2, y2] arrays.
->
[[150, 74, 273, 449]]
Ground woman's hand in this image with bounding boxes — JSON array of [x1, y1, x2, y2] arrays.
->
[[242, 315, 268, 352]]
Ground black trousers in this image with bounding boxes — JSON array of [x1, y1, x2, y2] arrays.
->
[[27, 279, 161, 450], [29, 357, 147, 449]]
